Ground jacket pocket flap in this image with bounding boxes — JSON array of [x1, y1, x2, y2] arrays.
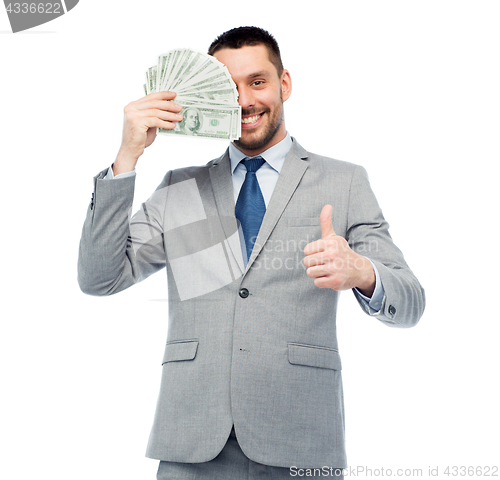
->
[[162, 340, 199, 364], [288, 343, 342, 370]]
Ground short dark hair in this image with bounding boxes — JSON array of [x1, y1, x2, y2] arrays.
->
[[208, 26, 284, 77]]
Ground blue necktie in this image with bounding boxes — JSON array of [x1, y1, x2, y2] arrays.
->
[[235, 156, 266, 261]]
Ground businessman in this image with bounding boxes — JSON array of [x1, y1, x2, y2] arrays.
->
[[78, 26, 425, 479]]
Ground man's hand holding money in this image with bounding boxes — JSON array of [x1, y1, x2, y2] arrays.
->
[[113, 91, 183, 175], [114, 49, 242, 175]]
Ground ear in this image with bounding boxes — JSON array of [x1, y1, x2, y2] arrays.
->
[[281, 69, 292, 102]]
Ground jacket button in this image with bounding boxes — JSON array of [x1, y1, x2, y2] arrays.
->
[[239, 288, 249, 298], [388, 305, 396, 316]]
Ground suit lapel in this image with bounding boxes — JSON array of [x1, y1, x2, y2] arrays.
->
[[245, 140, 309, 273]]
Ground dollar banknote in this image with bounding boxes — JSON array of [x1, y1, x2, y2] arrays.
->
[[158, 106, 240, 140], [145, 48, 241, 140]]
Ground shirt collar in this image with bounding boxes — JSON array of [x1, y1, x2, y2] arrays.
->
[[229, 132, 292, 175]]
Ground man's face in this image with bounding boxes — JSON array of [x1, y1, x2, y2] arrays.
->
[[213, 45, 292, 156]]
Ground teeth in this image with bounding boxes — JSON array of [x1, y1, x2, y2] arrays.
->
[[242, 114, 260, 124]]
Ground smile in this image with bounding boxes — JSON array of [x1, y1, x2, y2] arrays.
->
[[241, 113, 263, 125]]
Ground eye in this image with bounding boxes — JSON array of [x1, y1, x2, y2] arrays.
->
[[252, 80, 265, 86]]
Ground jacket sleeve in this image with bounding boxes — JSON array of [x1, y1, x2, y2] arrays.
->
[[346, 165, 425, 327], [77, 168, 171, 296]]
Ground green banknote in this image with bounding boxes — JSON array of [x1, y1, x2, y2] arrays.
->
[[158, 106, 240, 140], [145, 48, 241, 140]]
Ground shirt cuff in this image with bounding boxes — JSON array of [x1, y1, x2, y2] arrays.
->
[[354, 260, 385, 312], [104, 165, 136, 180]]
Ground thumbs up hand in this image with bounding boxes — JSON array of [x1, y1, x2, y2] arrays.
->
[[303, 205, 376, 296]]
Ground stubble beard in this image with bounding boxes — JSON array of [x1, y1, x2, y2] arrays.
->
[[234, 99, 284, 153]]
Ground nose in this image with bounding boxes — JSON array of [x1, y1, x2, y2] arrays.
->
[[237, 86, 255, 110]]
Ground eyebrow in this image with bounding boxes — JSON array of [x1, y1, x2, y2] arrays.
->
[[247, 71, 270, 79]]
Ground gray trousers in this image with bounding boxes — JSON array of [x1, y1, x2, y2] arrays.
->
[[157, 428, 344, 479]]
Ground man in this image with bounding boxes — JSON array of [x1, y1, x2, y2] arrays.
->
[[78, 26, 425, 479]]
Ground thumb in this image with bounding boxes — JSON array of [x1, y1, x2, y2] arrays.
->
[[320, 204, 336, 238]]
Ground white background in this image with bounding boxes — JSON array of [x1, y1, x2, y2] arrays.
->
[[1, 1, 499, 479]]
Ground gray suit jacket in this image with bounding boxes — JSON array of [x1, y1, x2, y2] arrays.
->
[[78, 138, 425, 468]]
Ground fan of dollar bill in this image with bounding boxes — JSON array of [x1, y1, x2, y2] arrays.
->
[[144, 49, 241, 141]]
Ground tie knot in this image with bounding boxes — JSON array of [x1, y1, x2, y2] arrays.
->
[[242, 156, 265, 173]]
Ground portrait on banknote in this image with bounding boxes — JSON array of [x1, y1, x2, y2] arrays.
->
[[179, 108, 202, 135]]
